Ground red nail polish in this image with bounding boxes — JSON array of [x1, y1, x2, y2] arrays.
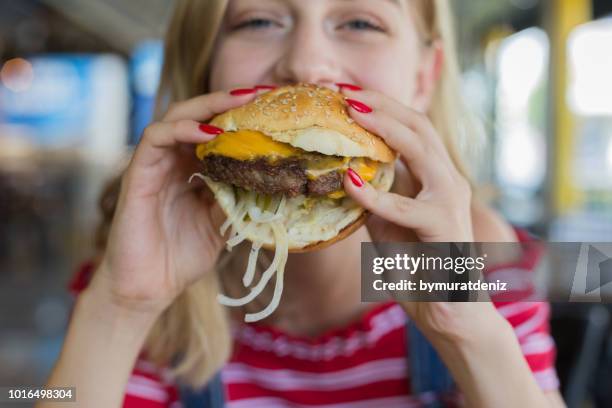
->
[[346, 98, 373, 114], [255, 85, 277, 90], [230, 88, 257, 96], [347, 168, 364, 187], [336, 83, 362, 91], [199, 124, 224, 135]]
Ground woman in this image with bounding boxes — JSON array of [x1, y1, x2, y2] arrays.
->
[[41, 0, 565, 407]]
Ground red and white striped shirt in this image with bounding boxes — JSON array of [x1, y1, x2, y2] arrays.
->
[[69, 228, 559, 407]]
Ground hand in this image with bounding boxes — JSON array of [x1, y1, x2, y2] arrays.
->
[[90, 89, 259, 316], [339, 87, 488, 342], [340, 88, 474, 243]]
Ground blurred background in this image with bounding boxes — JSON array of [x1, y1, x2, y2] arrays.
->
[[0, 0, 611, 406]]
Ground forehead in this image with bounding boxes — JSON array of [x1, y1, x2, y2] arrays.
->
[[228, 0, 405, 8]]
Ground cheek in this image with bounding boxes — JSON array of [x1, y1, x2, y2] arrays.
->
[[367, 54, 416, 104], [208, 39, 275, 92], [344, 45, 420, 105], [342, 34, 421, 105]]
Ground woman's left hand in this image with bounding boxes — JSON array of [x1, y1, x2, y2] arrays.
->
[[339, 87, 505, 343], [340, 87, 474, 244]]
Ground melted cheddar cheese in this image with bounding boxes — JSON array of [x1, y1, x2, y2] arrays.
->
[[196, 130, 299, 161], [351, 158, 379, 183], [327, 191, 347, 199], [324, 158, 380, 199]]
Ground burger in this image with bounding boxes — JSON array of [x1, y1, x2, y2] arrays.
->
[[191, 83, 395, 322]]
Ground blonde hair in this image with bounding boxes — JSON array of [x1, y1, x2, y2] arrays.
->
[[96, 0, 483, 388]]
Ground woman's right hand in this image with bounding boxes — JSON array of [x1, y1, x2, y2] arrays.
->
[[90, 89, 258, 316]]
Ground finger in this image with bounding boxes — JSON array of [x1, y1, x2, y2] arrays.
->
[[344, 170, 435, 231], [344, 105, 448, 186], [132, 119, 221, 169], [341, 88, 451, 162], [163, 88, 258, 122]]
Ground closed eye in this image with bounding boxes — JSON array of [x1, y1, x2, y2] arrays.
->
[[341, 19, 385, 33], [233, 18, 279, 31]]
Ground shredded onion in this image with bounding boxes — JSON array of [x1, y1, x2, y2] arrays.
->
[[245, 222, 288, 322], [247, 208, 278, 223], [226, 221, 257, 249], [243, 240, 263, 287], [217, 220, 285, 307], [220, 198, 248, 237], [215, 188, 292, 322], [188, 173, 207, 184], [247, 195, 286, 223]]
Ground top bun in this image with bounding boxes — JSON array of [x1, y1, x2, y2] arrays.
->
[[209, 83, 395, 163]]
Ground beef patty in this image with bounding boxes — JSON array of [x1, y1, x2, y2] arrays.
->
[[200, 155, 342, 197]]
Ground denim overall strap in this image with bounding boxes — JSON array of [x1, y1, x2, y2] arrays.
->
[[407, 321, 454, 407], [180, 371, 225, 408]]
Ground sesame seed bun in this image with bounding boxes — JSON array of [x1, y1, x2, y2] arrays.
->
[[210, 83, 395, 163]]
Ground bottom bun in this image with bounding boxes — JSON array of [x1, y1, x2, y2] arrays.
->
[[204, 162, 395, 252]]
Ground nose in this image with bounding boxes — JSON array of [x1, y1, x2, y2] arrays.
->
[[273, 22, 342, 87]]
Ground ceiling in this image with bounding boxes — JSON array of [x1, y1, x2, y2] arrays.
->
[[40, 0, 174, 53]]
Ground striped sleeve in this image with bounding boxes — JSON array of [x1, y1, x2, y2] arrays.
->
[[496, 301, 559, 390], [489, 228, 560, 391], [123, 359, 181, 408]]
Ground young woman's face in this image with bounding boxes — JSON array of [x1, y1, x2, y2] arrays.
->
[[209, 0, 438, 110]]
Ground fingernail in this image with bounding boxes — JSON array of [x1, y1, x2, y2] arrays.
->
[[347, 168, 364, 187], [255, 85, 277, 90], [199, 124, 224, 135], [336, 83, 362, 91], [230, 88, 257, 96], [346, 98, 373, 114]]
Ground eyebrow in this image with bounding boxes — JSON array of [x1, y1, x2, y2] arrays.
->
[[337, 0, 402, 7]]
